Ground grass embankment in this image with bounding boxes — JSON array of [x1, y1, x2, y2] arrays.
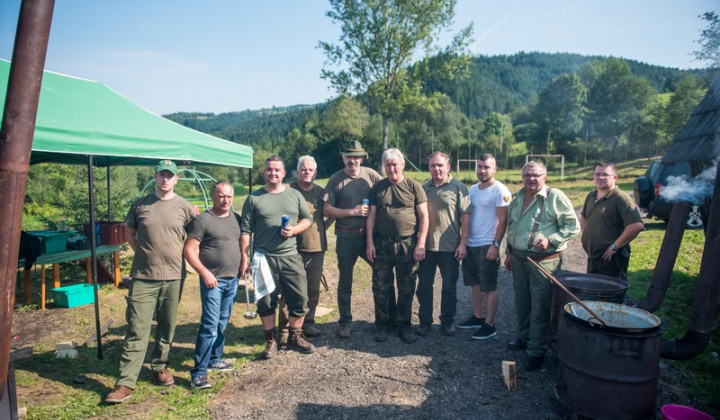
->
[[12, 157, 718, 418]]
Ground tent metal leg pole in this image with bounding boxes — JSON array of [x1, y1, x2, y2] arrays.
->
[[88, 155, 103, 360]]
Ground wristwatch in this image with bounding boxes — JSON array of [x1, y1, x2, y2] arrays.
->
[[493, 240, 502, 248], [609, 243, 617, 251]]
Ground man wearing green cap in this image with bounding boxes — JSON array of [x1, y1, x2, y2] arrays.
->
[[323, 140, 389, 339], [106, 160, 195, 404]]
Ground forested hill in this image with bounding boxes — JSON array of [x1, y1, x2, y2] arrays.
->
[[164, 51, 701, 145], [426, 52, 701, 119]]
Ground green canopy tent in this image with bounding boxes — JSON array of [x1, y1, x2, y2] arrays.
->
[[1, 59, 254, 358]]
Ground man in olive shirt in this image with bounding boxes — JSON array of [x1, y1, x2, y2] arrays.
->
[[106, 160, 195, 404], [278, 156, 333, 339], [323, 141, 384, 339], [416, 152, 471, 337], [504, 161, 580, 371], [240, 156, 315, 359], [581, 162, 644, 280], [366, 148, 429, 344]]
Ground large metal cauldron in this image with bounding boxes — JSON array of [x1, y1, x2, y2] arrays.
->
[[557, 301, 662, 420], [548, 273, 628, 351]]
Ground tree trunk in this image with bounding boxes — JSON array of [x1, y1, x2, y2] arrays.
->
[[380, 114, 389, 174]]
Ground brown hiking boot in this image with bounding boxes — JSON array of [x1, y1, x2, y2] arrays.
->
[[105, 385, 133, 404], [287, 329, 316, 354], [153, 368, 175, 386], [263, 329, 278, 359]]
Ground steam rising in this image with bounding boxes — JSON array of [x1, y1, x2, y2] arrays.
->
[[661, 164, 717, 205]]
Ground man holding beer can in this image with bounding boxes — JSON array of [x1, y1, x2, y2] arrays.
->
[[240, 156, 315, 359]]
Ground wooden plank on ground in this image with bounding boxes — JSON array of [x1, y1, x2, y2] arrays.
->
[[502, 361, 517, 392]]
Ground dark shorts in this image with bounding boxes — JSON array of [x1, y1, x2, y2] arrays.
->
[[461, 245, 499, 292]]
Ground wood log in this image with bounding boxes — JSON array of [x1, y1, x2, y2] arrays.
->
[[502, 361, 517, 392]]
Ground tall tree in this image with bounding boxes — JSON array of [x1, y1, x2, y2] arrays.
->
[[585, 58, 655, 157], [694, 9, 720, 69], [533, 74, 587, 160], [319, 0, 473, 169]]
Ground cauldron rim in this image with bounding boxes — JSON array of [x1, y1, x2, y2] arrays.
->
[[563, 301, 662, 333]]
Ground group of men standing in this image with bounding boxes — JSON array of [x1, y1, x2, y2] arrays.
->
[[106, 142, 644, 403]]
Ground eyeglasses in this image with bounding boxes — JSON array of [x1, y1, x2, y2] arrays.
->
[[522, 173, 546, 179]]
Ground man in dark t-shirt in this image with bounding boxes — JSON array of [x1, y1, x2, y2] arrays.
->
[[366, 148, 429, 344], [323, 141, 383, 339], [184, 182, 242, 390], [581, 162, 644, 280]]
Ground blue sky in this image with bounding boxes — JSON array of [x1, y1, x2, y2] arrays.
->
[[1, 0, 716, 115]]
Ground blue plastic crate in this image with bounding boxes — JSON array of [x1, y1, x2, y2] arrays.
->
[[51, 283, 98, 308]]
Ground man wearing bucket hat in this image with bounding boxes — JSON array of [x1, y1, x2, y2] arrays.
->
[[580, 161, 644, 281], [323, 140, 386, 339], [106, 159, 195, 403], [504, 161, 580, 371]]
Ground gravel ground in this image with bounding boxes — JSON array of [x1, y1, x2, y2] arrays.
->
[[208, 234, 699, 420]]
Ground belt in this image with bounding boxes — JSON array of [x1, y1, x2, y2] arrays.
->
[[513, 251, 562, 262], [376, 234, 415, 243], [336, 226, 365, 235]]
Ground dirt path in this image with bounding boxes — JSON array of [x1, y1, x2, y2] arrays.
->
[[208, 233, 696, 420]]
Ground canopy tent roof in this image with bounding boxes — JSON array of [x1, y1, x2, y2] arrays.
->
[[0, 59, 253, 168]]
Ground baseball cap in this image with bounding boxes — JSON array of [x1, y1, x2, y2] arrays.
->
[[155, 159, 178, 175]]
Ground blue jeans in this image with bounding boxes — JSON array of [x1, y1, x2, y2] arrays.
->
[[191, 276, 238, 380]]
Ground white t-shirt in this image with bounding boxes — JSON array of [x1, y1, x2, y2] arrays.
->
[[467, 181, 512, 247]]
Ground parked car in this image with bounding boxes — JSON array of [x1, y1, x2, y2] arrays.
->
[[633, 160, 704, 229]]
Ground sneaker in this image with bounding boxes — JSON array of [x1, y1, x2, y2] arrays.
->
[[208, 361, 234, 372], [441, 324, 457, 336], [105, 385, 133, 404], [190, 376, 212, 390], [374, 324, 388, 342], [337, 324, 351, 339], [263, 329, 278, 360], [416, 322, 431, 337], [287, 330, 316, 354], [457, 315, 485, 329], [303, 323, 322, 337], [152, 368, 174, 386], [471, 322, 497, 340], [399, 326, 418, 343]]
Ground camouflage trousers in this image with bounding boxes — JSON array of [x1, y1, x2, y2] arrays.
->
[[372, 236, 418, 327]]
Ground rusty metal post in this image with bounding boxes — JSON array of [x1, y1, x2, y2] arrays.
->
[[0, 0, 55, 400]]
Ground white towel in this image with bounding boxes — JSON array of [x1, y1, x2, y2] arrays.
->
[[250, 251, 275, 302]]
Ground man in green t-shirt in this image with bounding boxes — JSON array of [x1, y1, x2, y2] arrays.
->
[[106, 160, 195, 404], [366, 148, 429, 344], [581, 161, 644, 280], [240, 156, 315, 360], [323, 141, 384, 339]]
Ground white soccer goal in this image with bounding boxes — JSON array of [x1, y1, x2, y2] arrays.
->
[[525, 154, 565, 181], [456, 159, 477, 173]]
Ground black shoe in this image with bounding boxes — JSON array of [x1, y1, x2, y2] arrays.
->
[[287, 329, 316, 354], [302, 323, 322, 337], [374, 324, 388, 342], [263, 329, 278, 359], [471, 323, 497, 340], [441, 324, 456, 336], [523, 355, 544, 371], [507, 338, 528, 351], [457, 315, 485, 329], [399, 327, 418, 343], [416, 322, 431, 337]]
